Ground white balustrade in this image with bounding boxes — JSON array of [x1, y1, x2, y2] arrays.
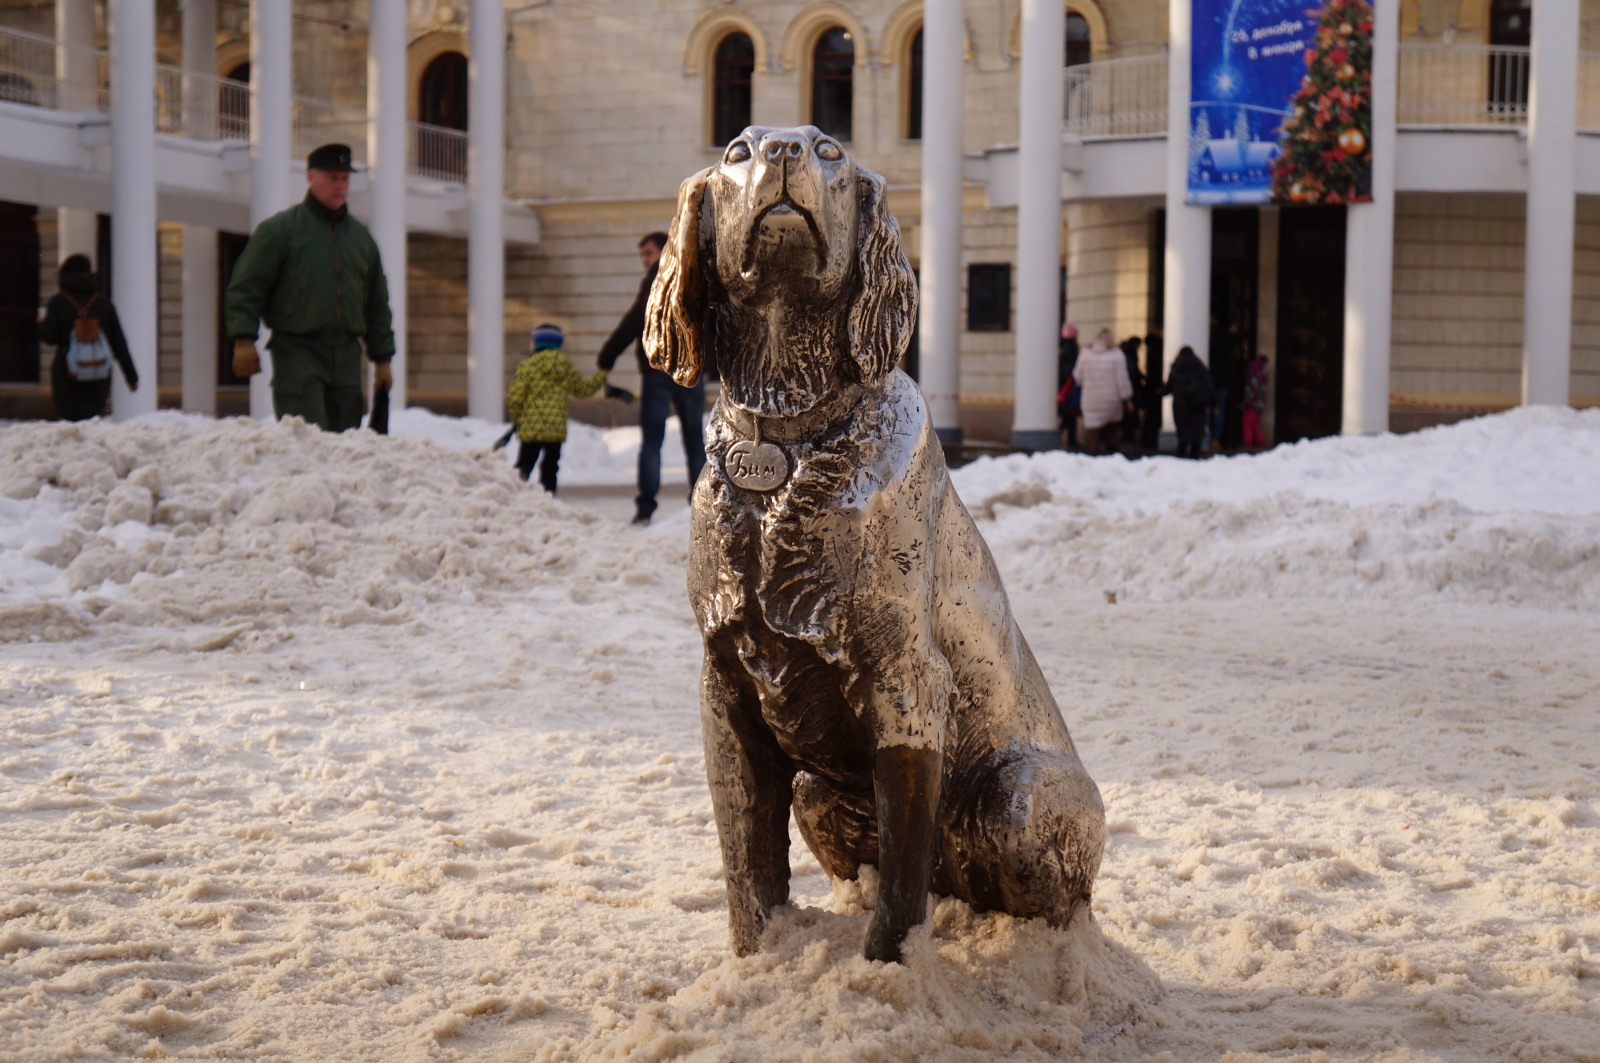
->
[[1397, 44, 1531, 127], [1063, 53, 1168, 138], [409, 121, 469, 182]]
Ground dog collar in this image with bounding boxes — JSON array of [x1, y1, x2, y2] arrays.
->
[[719, 383, 866, 492]]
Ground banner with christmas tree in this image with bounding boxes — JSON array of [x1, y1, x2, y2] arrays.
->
[[1189, 0, 1374, 206]]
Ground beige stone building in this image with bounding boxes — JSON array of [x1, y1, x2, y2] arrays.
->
[[2, 0, 1597, 443]]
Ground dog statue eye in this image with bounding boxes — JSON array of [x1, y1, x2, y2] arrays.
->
[[816, 140, 843, 162], [725, 141, 752, 164]]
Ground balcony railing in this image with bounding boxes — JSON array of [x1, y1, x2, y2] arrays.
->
[[0, 25, 465, 183], [1397, 44, 1530, 126], [1064, 54, 1168, 138], [411, 121, 468, 182]]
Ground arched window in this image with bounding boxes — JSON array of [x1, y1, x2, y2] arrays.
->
[[420, 51, 468, 131], [711, 32, 755, 146], [1066, 11, 1092, 66], [220, 61, 249, 140], [811, 26, 854, 141], [1487, 0, 1530, 119], [906, 27, 924, 140]]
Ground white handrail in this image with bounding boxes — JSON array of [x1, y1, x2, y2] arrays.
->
[[1397, 43, 1531, 127], [1063, 54, 1168, 139]]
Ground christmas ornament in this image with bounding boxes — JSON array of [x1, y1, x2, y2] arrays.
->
[[1338, 127, 1366, 154]]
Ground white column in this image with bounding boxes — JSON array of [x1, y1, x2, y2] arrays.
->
[[1342, 0, 1398, 435], [1164, 0, 1210, 371], [56, 0, 98, 265], [181, 229, 217, 413], [181, 0, 217, 415], [1011, 0, 1066, 448], [249, 0, 293, 420], [368, 0, 408, 411], [918, 0, 964, 444], [467, 0, 505, 421], [109, 0, 158, 420], [1522, 0, 1579, 406]]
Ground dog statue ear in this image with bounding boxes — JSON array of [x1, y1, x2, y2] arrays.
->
[[645, 166, 713, 387], [847, 167, 919, 386]]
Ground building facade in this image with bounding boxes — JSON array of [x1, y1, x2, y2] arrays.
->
[[1, 0, 1596, 442]]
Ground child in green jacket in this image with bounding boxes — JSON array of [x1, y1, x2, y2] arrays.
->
[[506, 324, 607, 493]]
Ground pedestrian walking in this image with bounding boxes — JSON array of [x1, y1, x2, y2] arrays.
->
[[1057, 323, 1081, 450], [1164, 345, 1215, 459], [506, 324, 607, 493], [1119, 335, 1145, 446], [1241, 354, 1270, 449], [1071, 328, 1134, 455], [38, 254, 139, 421], [598, 231, 707, 526], [224, 143, 396, 432]]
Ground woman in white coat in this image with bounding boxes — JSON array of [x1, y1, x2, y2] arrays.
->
[[1071, 328, 1135, 455]]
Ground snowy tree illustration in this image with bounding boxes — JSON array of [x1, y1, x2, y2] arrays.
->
[[1188, 108, 1212, 175], [1270, 0, 1374, 204], [1234, 107, 1250, 143]]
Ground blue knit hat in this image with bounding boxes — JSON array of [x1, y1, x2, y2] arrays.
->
[[531, 323, 564, 350]]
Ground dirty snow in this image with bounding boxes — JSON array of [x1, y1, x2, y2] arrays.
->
[[1, 407, 1596, 1061]]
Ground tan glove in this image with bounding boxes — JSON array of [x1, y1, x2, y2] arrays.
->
[[232, 339, 261, 378], [373, 362, 394, 392]]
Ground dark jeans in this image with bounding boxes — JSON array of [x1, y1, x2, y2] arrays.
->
[[517, 439, 562, 493], [636, 368, 706, 519]]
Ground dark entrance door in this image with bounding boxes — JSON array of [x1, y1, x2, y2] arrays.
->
[[217, 231, 252, 388], [1210, 208, 1259, 449], [1276, 206, 1346, 441], [0, 201, 41, 383]]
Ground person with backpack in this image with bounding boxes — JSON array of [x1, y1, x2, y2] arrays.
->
[[1163, 345, 1216, 460], [38, 254, 139, 422]]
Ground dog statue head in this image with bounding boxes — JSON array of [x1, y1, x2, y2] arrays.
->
[[644, 125, 919, 417]]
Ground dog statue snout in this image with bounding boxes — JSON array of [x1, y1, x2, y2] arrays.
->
[[759, 133, 808, 165]]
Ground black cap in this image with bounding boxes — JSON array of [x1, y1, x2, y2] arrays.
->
[[307, 143, 357, 172]]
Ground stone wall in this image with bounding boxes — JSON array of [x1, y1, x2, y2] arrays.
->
[[1575, 196, 1600, 403], [1390, 193, 1525, 401]]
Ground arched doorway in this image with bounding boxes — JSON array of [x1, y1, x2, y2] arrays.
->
[[419, 52, 468, 131]]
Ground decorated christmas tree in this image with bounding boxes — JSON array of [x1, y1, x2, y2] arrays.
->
[[1270, 0, 1374, 205]]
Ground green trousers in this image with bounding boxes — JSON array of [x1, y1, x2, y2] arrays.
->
[[269, 335, 365, 432]]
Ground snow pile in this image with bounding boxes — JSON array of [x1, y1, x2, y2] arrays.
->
[[955, 406, 1600, 607], [0, 413, 681, 650]]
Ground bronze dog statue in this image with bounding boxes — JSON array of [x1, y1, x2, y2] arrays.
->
[[644, 126, 1105, 963]]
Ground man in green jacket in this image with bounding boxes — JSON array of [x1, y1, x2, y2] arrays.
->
[[225, 143, 395, 431]]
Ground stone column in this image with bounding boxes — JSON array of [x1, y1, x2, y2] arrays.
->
[[1522, 0, 1579, 406], [918, 0, 965, 445], [1341, 0, 1398, 435], [248, 0, 293, 420], [181, 0, 217, 414], [55, 0, 98, 264], [1011, 0, 1065, 448], [1163, 0, 1210, 436], [467, 0, 505, 421], [109, 0, 158, 420], [368, 0, 408, 411]]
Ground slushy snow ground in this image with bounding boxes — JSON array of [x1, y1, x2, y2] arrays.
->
[[1, 406, 1597, 1062]]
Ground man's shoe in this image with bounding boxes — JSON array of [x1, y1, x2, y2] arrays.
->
[[630, 514, 651, 527]]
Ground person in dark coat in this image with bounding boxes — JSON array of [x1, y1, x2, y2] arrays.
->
[[1119, 336, 1145, 446], [598, 230, 707, 526], [1163, 345, 1215, 459], [1056, 322, 1080, 450], [38, 255, 139, 421], [225, 143, 395, 432], [1139, 330, 1164, 449]]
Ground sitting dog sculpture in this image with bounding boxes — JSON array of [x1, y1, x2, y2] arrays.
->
[[644, 126, 1105, 963]]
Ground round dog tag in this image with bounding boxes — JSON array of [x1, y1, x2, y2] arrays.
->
[[726, 440, 789, 492]]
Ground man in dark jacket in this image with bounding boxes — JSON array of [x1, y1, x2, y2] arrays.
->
[[39, 254, 140, 421], [598, 230, 707, 526], [225, 143, 395, 431]]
